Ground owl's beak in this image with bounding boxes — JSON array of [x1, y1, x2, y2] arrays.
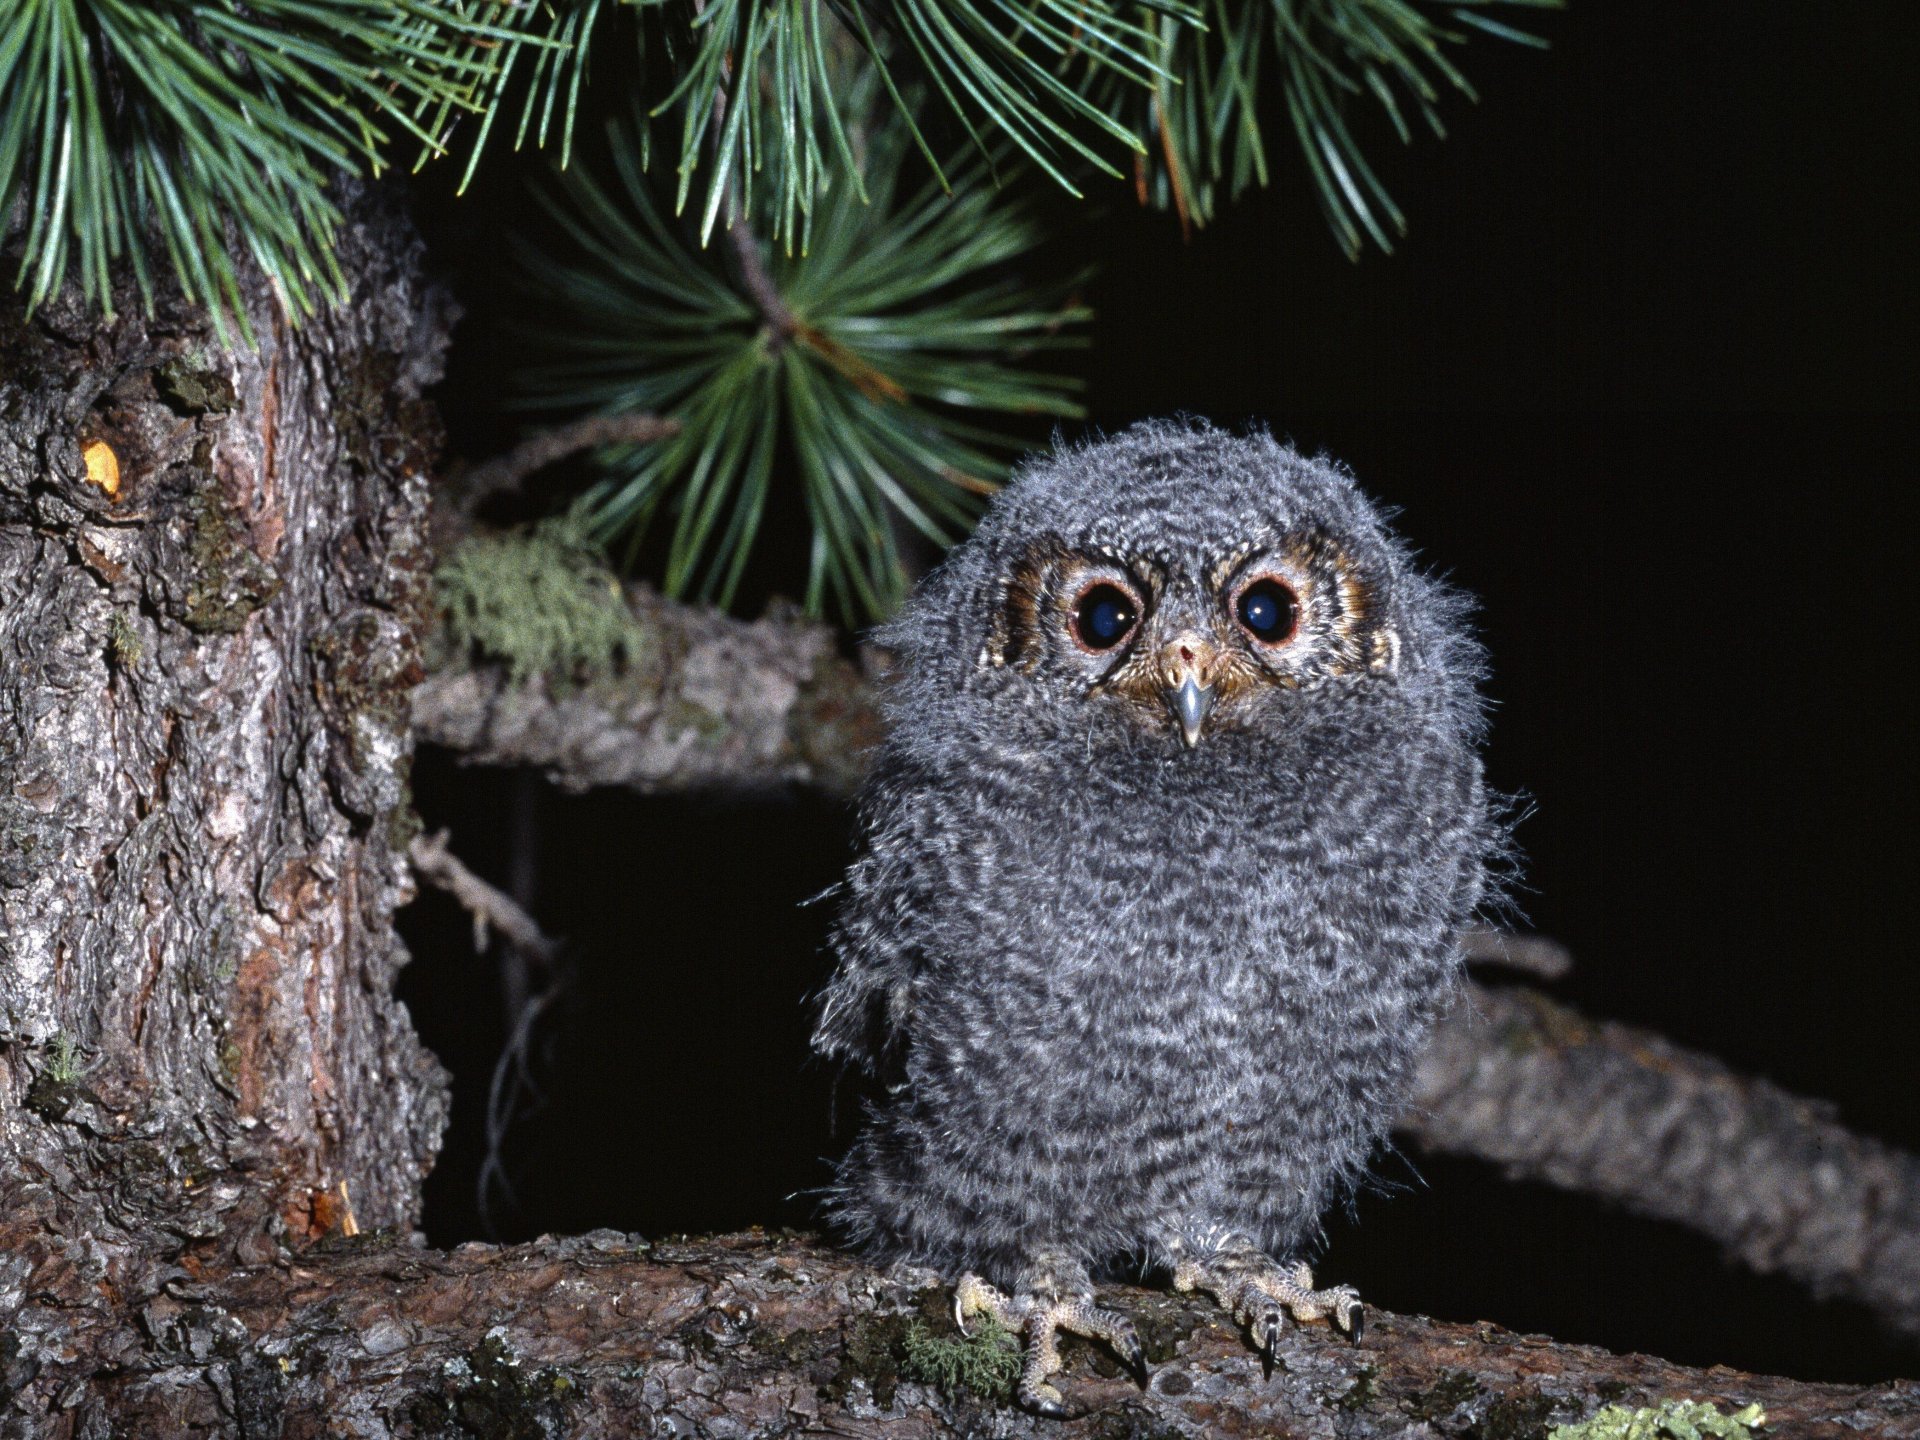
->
[[1161, 639, 1218, 748], [1168, 677, 1214, 748]]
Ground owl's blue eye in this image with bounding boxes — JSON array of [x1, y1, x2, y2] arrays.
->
[[1073, 583, 1138, 651], [1237, 578, 1298, 644]]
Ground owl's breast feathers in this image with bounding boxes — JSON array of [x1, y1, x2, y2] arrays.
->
[[822, 696, 1483, 1079]]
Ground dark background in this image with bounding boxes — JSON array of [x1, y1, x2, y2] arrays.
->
[[399, 1, 1919, 1387]]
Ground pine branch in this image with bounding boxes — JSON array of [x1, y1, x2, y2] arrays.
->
[[3, 0, 1559, 338], [513, 81, 1089, 619], [0, 0, 585, 331]]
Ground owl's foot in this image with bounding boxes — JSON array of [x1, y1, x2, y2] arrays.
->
[[954, 1273, 1147, 1417], [1173, 1252, 1363, 1364]]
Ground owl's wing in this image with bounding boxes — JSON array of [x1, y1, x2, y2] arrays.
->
[[810, 762, 939, 1077]]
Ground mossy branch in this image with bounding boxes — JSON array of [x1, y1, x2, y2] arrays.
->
[[418, 528, 879, 796]]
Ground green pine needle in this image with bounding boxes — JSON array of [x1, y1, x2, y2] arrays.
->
[[513, 78, 1089, 620]]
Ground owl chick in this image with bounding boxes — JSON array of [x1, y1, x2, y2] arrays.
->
[[814, 420, 1493, 1414]]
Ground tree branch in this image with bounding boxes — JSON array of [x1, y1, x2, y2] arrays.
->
[[409, 829, 561, 967], [413, 584, 880, 798], [90, 1232, 1920, 1437], [1404, 983, 1920, 1341], [442, 412, 680, 525]]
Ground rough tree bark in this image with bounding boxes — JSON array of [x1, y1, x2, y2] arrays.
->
[[79, 1231, 1920, 1438], [0, 185, 451, 1430], [411, 587, 878, 799]]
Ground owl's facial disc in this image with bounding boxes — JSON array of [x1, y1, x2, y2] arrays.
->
[[982, 527, 1398, 750]]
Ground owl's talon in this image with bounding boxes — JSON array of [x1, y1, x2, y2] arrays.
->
[[1021, 1382, 1074, 1420], [953, 1293, 972, 1338], [1259, 1325, 1277, 1379], [1116, 1329, 1149, 1387], [1250, 1307, 1282, 1378], [1258, 1310, 1283, 1354], [1178, 1242, 1365, 1362]]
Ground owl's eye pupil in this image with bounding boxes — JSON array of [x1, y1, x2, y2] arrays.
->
[[1238, 578, 1297, 643], [1074, 584, 1137, 650]]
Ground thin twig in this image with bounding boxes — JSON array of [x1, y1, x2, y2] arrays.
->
[[499, 772, 542, 1025], [451, 413, 679, 520], [410, 829, 562, 967], [478, 974, 566, 1235], [727, 214, 798, 351], [411, 825, 568, 1237]]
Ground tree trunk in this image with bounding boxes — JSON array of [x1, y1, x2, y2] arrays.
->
[[0, 183, 451, 1430]]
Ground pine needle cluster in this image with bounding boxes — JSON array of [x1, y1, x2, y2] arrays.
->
[[646, 0, 1557, 251], [1119, 0, 1561, 249], [2, 0, 1557, 619], [515, 78, 1088, 619]]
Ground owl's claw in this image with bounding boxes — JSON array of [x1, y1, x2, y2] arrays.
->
[[1175, 1249, 1366, 1362], [954, 1273, 1147, 1415], [1117, 1329, 1149, 1388], [1257, 1310, 1283, 1352], [1255, 1309, 1283, 1378], [1028, 1386, 1075, 1420]]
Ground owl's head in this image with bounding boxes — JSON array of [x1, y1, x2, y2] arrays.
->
[[882, 419, 1478, 757]]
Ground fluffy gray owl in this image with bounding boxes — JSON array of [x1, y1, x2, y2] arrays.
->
[[813, 419, 1493, 1414]]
